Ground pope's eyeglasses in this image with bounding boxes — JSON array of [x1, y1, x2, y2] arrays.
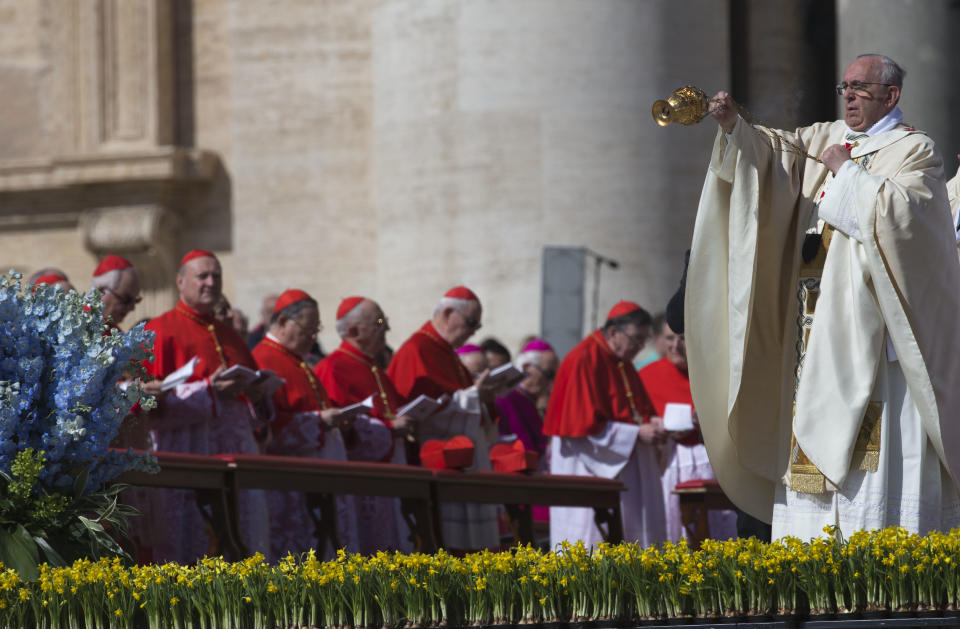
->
[[835, 81, 892, 96]]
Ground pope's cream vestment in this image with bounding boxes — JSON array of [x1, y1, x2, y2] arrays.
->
[[686, 114, 960, 538]]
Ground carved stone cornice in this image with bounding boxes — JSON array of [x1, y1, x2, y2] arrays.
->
[[80, 204, 180, 256], [0, 148, 218, 193]]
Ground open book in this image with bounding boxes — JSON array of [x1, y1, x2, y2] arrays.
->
[[485, 362, 525, 389], [336, 395, 374, 421], [397, 394, 443, 421], [220, 364, 285, 395], [161, 356, 200, 392]]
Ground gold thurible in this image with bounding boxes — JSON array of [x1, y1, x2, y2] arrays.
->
[[651, 85, 823, 163], [651, 86, 711, 126]]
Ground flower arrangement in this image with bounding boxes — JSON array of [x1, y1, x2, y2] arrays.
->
[[1, 527, 960, 628], [0, 272, 156, 579]]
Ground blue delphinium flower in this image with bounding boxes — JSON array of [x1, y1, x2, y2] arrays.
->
[[0, 271, 155, 493]]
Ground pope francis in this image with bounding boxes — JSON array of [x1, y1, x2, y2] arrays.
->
[[686, 54, 960, 539]]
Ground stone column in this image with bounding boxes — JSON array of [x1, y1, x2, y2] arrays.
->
[[370, 0, 730, 347], [738, 0, 836, 129], [837, 0, 960, 170]]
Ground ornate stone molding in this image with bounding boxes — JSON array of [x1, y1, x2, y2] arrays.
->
[[0, 148, 217, 193]]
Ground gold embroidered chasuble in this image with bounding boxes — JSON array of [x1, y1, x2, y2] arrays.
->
[[685, 117, 960, 523]]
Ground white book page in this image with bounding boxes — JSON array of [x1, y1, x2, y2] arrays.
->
[[485, 363, 525, 388], [663, 402, 694, 431], [161, 356, 200, 392], [337, 395, 374, 420], [220, 363, 259, 385]]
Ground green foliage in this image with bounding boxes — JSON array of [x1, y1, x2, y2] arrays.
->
[[0, 449, 137, 581]]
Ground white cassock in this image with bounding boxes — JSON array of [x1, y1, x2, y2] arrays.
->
[[659, 440, 737, 542], [686, 107, 960, 540], [346, 415, 413, 554], [948, 164, 959, 258], [549, 422, 665, 549], [152, 380, 270, 562], [264, 411, 359, 560], [417, 387, 500, 550]]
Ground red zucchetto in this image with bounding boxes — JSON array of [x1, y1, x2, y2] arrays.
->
[[93, 255, 133, 277]]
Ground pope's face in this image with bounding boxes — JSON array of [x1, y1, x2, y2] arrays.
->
[[842, 57, 898, 132], [177, 257, 222, 314]]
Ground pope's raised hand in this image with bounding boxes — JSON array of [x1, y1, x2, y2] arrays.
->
[[821, 144, 852, 175], [709, 91, 738, 134]]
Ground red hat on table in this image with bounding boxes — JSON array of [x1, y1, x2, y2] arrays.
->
[[93, 255, 133, 277], [179, 249, 218, 266], [336, 296, 366, 320], [607, 300, 643, 320], [274, 289, 313, 313], [445, 285, 479, 301]]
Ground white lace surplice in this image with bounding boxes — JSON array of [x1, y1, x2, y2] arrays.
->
[[417, 387, 499, 550], [346, 415, 412, 554], [772, 356, 960, 539], [549, 421, 665, 549], [151, 380, 216, 563], [266, 412, 359, 560], [660, 441, 737, 542]]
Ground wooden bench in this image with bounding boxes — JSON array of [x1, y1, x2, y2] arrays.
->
[[119, 452, 627, 556], [227, 454, 438, 553], [117, 451, 246, 559], [673, 478, 735, 548], [430, 469, 625, 546]]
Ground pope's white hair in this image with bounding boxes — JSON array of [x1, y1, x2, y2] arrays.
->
[[434, 296, 472, 316], [515, 350, 543, 372], [856, 53, 906, 88], [335, 301, 366, 338], [90, 266, 138, 292]]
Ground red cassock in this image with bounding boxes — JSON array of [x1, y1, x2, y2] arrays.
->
[[542, 329, 654, 438], [146, 300, 258, 380], [638, 356, 700, 446], [252, 337, 331, 435], [386, 321, 474, 402], [314, 340, 403, 421]]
